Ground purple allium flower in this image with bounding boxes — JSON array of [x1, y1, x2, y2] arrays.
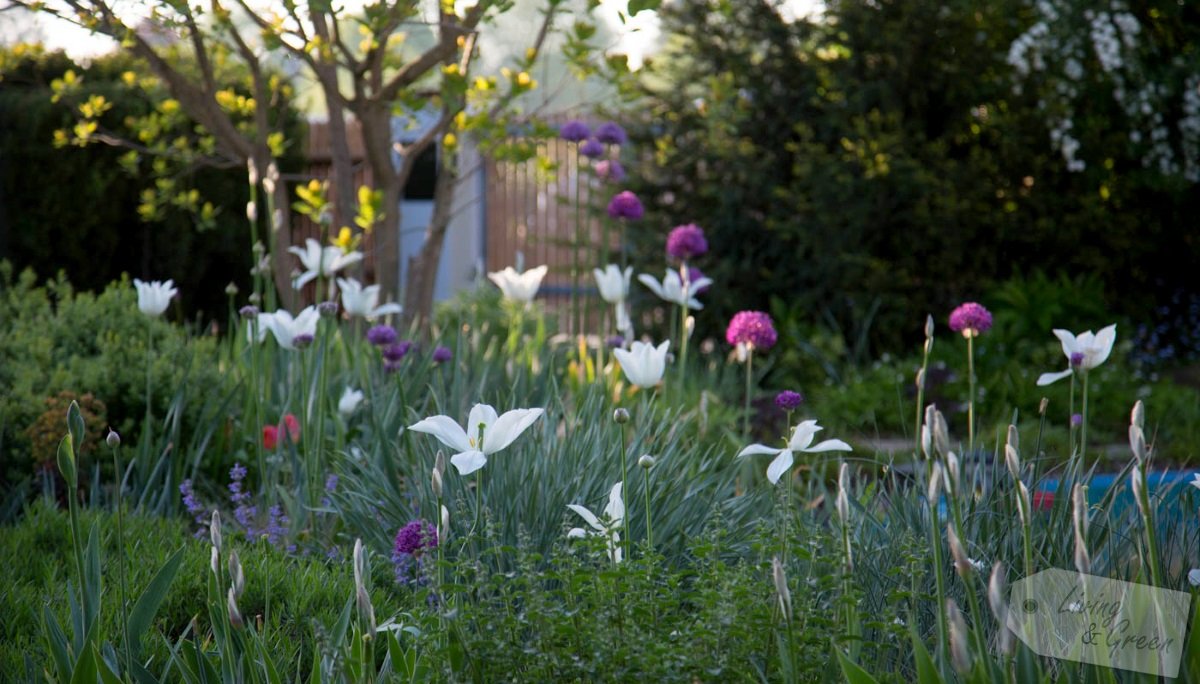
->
[[1070, 352, 1085, 367], [1071, 413, 1083, 427], [725, 311, 778, 351], [666, 223, 708, 261], [367, 324, 398, 346], [239, 305, 259, 319], [775, 390, 804, 412], [607, 191, 644, 220], [948, 302, 993, 338], [606, 334, 626, 349], [595, 121, 627, 145], [317, 300, 339, 317], [594, 159, 626, 183], [432, 345, 452, 364], [394, 519, 438, 556], [293, 333, 314, 348], [559, 119, 590, 142], [383, 340, 412, 363], [579, 138, 605, 159], [686, 267, 710, 294]]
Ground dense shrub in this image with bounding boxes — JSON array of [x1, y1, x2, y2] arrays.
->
[[0, 264, 225, 488]]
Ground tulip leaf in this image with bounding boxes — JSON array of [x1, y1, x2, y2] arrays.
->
[[42, 605, 72, 683], [835, 646, 880, 684], [910, 626, 943, 684], [127, 547, 185, 657]]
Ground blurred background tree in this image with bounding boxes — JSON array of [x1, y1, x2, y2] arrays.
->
[[612, 0, 1199, 362]]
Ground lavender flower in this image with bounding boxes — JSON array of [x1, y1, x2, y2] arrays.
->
[[595, 122, 627, 145], [265, 505, 289, 547], [317, 300, 339, 317], [322, 473, 339, 507], [594, 159, 626, 183], [559, 120, 590, 142], [179, 479, 208, 537], [432, 346, 452, 364], [775, 390, 804, 412], [367, 325, 398, 346], [579, 138, 605, 159], [948, 302, 993, 338], [607, 191, 644, 220], [666, 224, 708, 261], [726, 311, 778, 352], [1071, 413, 1083, 427]]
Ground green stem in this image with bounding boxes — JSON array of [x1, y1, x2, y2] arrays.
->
[[1068, 372, 1077, 456], [1081, 372, 1090, 467], [572, 151, 582, 337], [111, 442, 132, 675], [743, 349, 754, 440], [642, 465, 652, 553], [250, 318, 266, 493], [311, 318, 330, 513], [915, 344, 930, 458], [619, 419, 629, 560], [677, 265, 691, 391], [966, 334, 975, 456]]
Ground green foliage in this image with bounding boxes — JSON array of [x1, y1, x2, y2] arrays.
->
[[0, 43, 303, 321], [615, 0, 1200, 361], [0, 500, 406, 677], [0, 264, 225, 489]]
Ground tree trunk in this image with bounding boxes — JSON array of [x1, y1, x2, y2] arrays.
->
[[356, 103, 402, 301], [262, 156, 296, 310], [403, 155, 459, 325]]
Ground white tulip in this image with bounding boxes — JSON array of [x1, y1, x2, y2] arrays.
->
[[637, 269, 711, 310], [567, 481, 624, 563], [408, 403, 544, 476], [1036, 325, 1117, 386], [337, 277, 402, 319], [338, 387, 364, 416], [612, 340, 670, 388], [262, 306, 320, 350], [738, 420, 852, 485], [487, 265, 548, 303], [288, 238, 363, 290], [133, 278, 178, 316], [593, 264, 633, 304]]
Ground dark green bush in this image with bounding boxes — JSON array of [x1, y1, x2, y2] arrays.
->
[[0, 264, 226, 487]]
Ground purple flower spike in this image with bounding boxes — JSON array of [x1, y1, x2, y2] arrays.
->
[[579, 138, 605, 159], [607, 191, 644, 220], [594, 159, 626, 183], [367, 325, 398, 346], [666, 224, 708, 261], [595, 121, 627, 145], [775, 390, 804, 412], [432, 345, 452, 363], [559, 120, 590, 142], [725, 311, 778, 352], [948, 302, 993, 338]]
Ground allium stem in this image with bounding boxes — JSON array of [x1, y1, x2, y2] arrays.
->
[[642, 465, 652, 553], [743, 349, 754, 439], [966, 334, 976, 457], [619, 419, 629, 559], [1068, 373, 1077, 456], [1081, 372, 1090, 467]]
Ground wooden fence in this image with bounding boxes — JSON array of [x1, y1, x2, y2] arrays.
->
[[300, 118, 616, 332]]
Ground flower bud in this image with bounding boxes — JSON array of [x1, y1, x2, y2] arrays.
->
[[1006, 424, 1019, 452], [947, 523, 972, 577], [1131, 400, 1145, 430], [613, 408, 630, 424], [1004, 444, 1020, 481], [915, 368, 925, 390], [638, 454, 656, 469], [1016, 481, 1031, 526], [106, 429, 120, 448], [227, 587, 244, 629], [988, 563, 1015, 656], [923, 337, 934, 356], [772, 556, 792, 621], [210, 510, 222, 552], [225, 282, 239, 296], [1039, 397, 1049, 415], [927, 461, 943, 506], [835, 463, 850, 526], [440, 504, 450, 539], [948, 599, 972, 674], [252, 240, 265, 256], [318, 300, 338, 317], [248, 292, 262, 305], [246, 200, 257, 222], [239, 305, 259, 319], [924, 314, 935, 339], [246, 158, 259, 186], [210, 546, 220, 576], [229, 549, 245, 599]]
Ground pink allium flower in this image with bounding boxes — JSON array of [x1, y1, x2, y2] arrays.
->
[[666, 224, 708, 261], [594, 159, 626, 183], [948, 302, 993, 338], [726, 311, 778, 351], [607, 191, 644, 220]]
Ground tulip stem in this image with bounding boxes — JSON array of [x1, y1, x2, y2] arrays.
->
[[1068, 373, 1077, 456], [110, 439, 132, 675], [677, 265, 691, 391], [619, 418, 629, 560], [642, 466, 653, 553], [1081, 372, 1090, 467]]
